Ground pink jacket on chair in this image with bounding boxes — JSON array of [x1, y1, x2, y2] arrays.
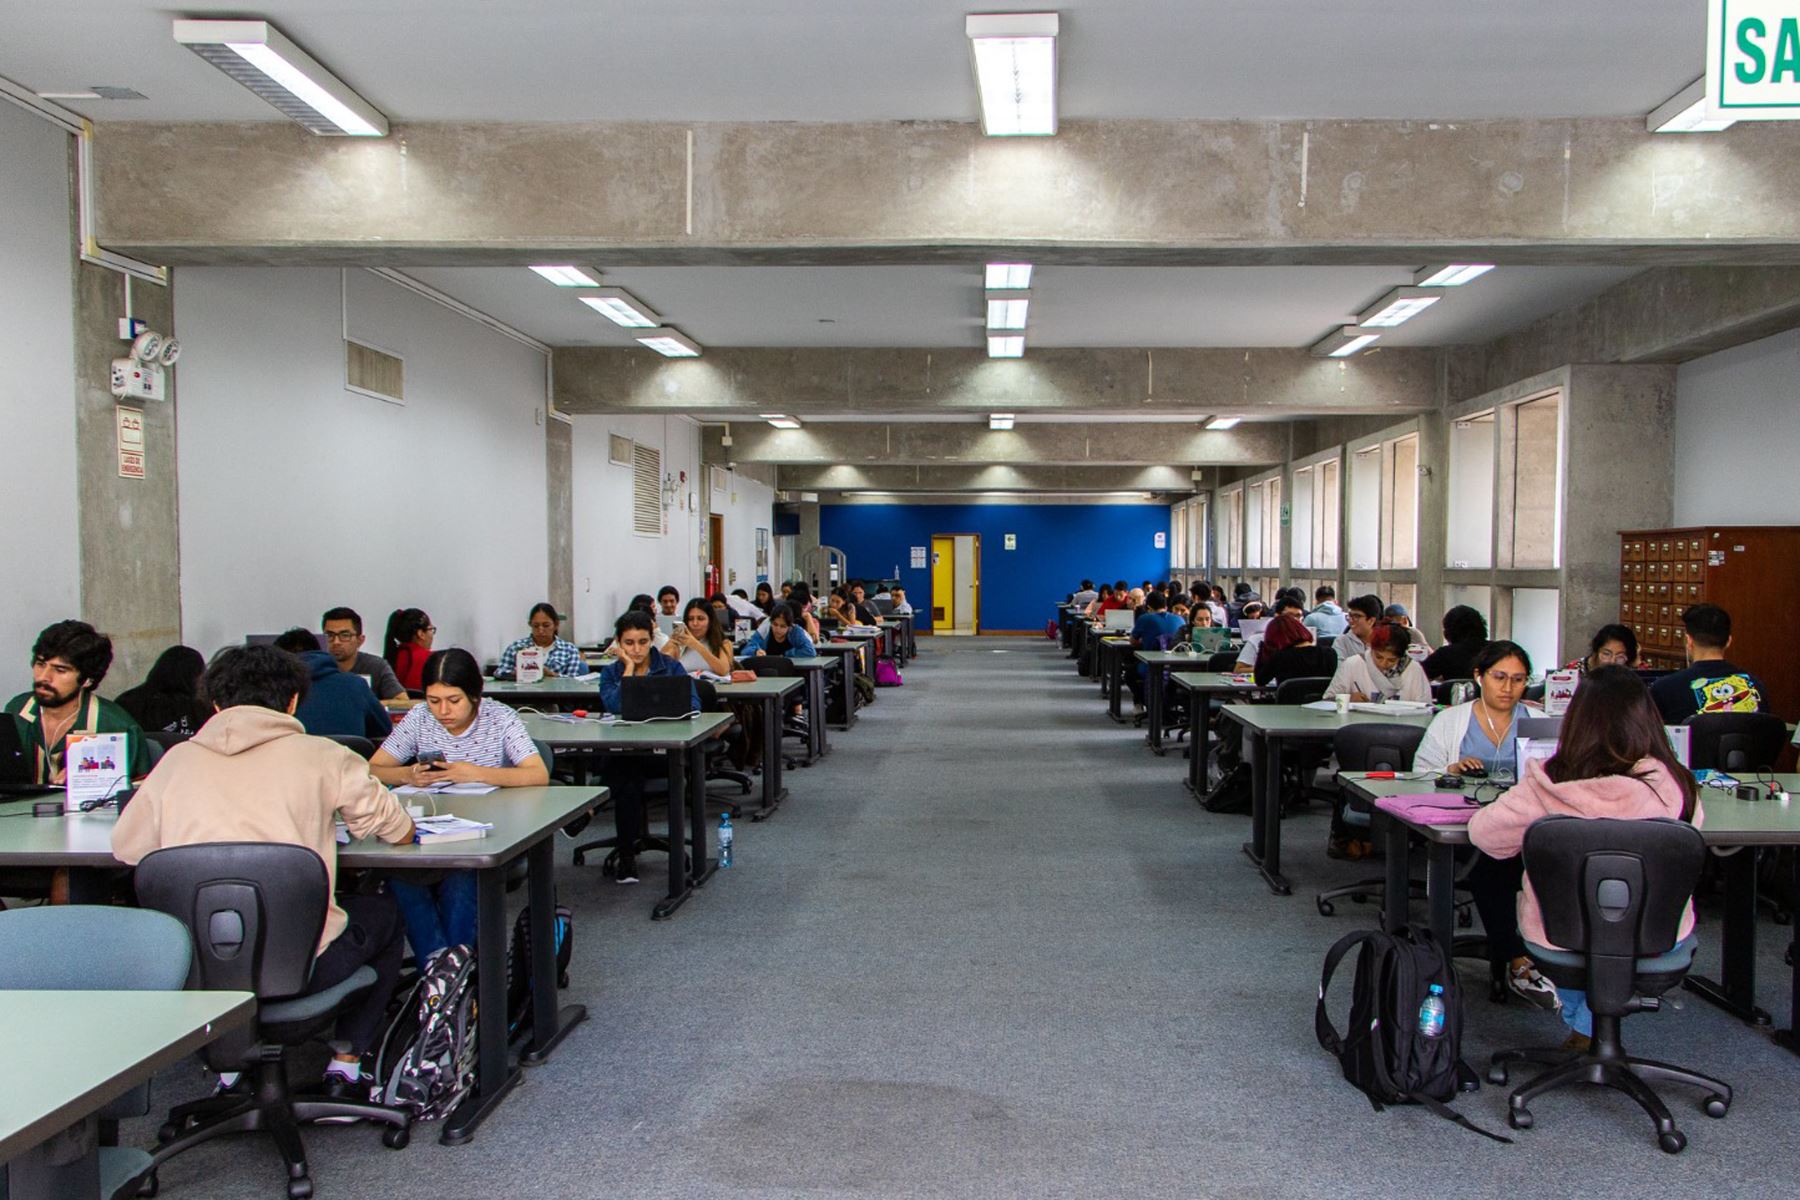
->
[[1467, 758, 1703, 951]]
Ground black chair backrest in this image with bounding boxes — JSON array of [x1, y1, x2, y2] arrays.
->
[[694, 678, 726, 713], [531, 737, 555, 775], [325, 733, 377, 760], [134, 842, 333, 1068], [1205, 650, 1241, 672], [747, 655, 798, 678], [1686, 712, 1788, 772], [143, 729, 191, 753], [1333, 722, 1426, 772], [1431, 678, 1474, 706], [1275, 676, 1331, 705], [1522, 816, 1705, 1012]]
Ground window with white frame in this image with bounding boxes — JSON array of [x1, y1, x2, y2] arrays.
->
[[1347, 447, 1382, 571], [1381, 433, 1419, 570], [1171, 504, 1188, 570], [1189, 497, 1209, 572], [1291, 467, 1315, 570], [1447, 412, 1496, 570], [1220, 486, 1244, 570], [1506, 394, 1563, 569], [1260, 476, 1282, 574], [1313, 457, 1340, 570], [1245, 481, 1266, 569]]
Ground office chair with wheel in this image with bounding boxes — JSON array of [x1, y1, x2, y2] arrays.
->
[[1488, 816, 1730, 1153], [0, 905, 192, 1200], [1685, 712, 1788, 772], [747, 655, 809, 769], [134, 843, 410, 1199], [1316, 723, 1455, 916], [695, 679, 752, 811], [143, 729, 191, 757], [1205, 650, 1241, 673]]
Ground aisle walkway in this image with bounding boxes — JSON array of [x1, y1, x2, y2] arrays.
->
[[141, 638, 1800, 1198]]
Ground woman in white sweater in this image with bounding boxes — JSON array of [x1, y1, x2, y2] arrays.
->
[[1323, 622, 1430, 702]]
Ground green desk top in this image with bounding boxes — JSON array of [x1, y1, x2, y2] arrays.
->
[[0, 786, 605, 872], [711, 677, 805, 699], [1135, 650, 1227, 665], [517, 711, 733, 751], [1342, 773, 1800, 847], [485, 677, 604, 698], [813, 641, 862, 652], [0, 990, 255, 1162], [1170, 671, 1265, 692], [782, 656, 843, 672], [1221, 703, 1435, 737]]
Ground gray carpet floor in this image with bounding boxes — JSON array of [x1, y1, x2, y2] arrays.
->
[[129, 638, 1800, 1198]]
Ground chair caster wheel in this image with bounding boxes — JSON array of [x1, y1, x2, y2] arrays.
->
[[558, 970, 570, 988], [1316, 900, 1335, 917], [157, 1122, 181, 1144], [1659, 1130, 1687, 1155], [1349, 892, 1368, 904], [137, 1171, 159, 1197], [1704, 1096, 1729, 1119], [1772, 909, 1791, 927], [288, 1177, 315, 1200], [1507, 1107, 1532, 1130], [382, 1124, 412, 1149], [1488, 1065, 1508, 1085], [571, 851, 586, 867]]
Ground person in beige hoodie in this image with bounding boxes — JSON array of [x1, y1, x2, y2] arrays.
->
[[114, 645, 414, 1093], [1469, 666, 1702, 1049]]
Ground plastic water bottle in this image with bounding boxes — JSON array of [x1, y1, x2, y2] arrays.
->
[[1418, 984, 1446, 1039], [717, 812, 734, 869]]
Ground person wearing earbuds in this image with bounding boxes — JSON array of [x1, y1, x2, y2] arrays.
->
[[594, 611, 699, 884]]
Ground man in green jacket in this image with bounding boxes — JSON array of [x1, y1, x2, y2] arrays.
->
[[6, 620, 145, 784]]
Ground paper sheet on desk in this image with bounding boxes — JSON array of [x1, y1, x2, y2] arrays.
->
[[1302, 700, 1432, 714], [394, 782, 500, 795]]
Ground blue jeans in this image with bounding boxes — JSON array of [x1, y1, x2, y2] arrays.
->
[[389, 871, 478, 961]]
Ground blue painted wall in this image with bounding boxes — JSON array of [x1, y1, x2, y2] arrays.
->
[[819, 503, 1171, 632]]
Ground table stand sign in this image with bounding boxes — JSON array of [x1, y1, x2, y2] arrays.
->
[[64, 733, 129, 812], [515, 646, 545, 684]]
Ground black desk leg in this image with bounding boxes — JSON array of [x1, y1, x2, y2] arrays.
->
[[1257, 736, 1291, 896], [1108, 650, 1126, 723], [441, 867, 519, 1144], [688, 743, 717, 889], [653, 749, 696, 920], [1684, 845, 1771, 1025], [811, 673, 829, 758], [1146, 665, 1165, 754], [1185, 693, 1203, 796], [1774, 851, 1800, 1055], [1379, 812, 1410, 932], [1425, 842, 1457, 948], [520, 836, 586, 1066], [751, 694, 785, 821]]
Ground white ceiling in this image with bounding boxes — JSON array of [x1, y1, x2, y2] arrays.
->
[[6, 1, 1707, 125], [399, 263, 1641, 349]]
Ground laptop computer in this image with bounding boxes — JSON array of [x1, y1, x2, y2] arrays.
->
[[0, 717, 56, 797], [1103, 609, 1135, 632], [1515, 716, 1565, 742], [871, 598, 896, 616], [1191, 626, 1231, 653], [619, 675, 695, 721]]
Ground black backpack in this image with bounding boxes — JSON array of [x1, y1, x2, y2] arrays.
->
[[506, 901, 573, 1039], [1315, 926, 1509, 1143], [1200, 762, 1252, 813]]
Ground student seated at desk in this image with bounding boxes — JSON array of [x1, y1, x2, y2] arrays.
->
[[754, 581, 777, 611], [1071, 579, 1099, 609], [657, 586, 681, 617], [5, 620, 145, 784], [369, 649, 548, 958], [779, 585, 824, 641], [1303, 586, 1349, 639], [1329, 594, 1383, 663], [116, 645, 211, 737], [1128, 591, 1185, 715], [1562, 623, 1639, 676], [1324, 621, 1430, 702], [1470, 666, 1702, 1050], [888, 587, 914, 617], [322, 606, 407, 700], [1421, 605, 1487, 682], [824, 589, 856, 626], [112, 644, 415, 1094], [746, 603, 817, 659], [274, 628, 392, 741], [1230, 601, 1271, 669], [1415, 640, 1558, 1010], [1252, 614, 1338, 687], [1384, 604, 1430, 650], [383, 608, 435, 693], [600, 595, 670, 657], [671, 599, 735, 675], [1086, 583, 1115, 618], [596, 611, 701, 884], [1649, 603, 1768, 724], [497, 602, 585, 679]]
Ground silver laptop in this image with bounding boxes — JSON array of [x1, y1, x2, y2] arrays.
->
[[1103, 609, 1135, 632]]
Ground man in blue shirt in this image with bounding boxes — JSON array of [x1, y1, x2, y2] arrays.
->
[[1128, 591, 1186, 716], [1303, 585, 1348, 638]]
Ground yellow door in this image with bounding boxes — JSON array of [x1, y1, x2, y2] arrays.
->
[[931, 536, 955, 632]]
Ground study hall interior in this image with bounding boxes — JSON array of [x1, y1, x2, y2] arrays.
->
[[6, 3, 1800, 1199]]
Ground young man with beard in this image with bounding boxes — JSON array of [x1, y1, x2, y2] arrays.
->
[[6, 620, 145, 784]]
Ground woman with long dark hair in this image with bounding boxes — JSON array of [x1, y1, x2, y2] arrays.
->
[[116, 645, 211, 735], [670, 598, 733, 675], [383, 608, 434, 692], [1470, 667, 1702, 1048]]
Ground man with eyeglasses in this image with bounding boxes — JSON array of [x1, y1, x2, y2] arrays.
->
[[320, 607, 406, 700]]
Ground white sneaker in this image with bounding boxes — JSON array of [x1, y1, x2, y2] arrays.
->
[[1507, 959, 1561, 1011]]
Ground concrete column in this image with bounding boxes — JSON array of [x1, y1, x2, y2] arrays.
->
[[545, 417, 574, 637], [73, 257, 180, 689], [1413, 410, 1451, 640], [797, 502, 822, 590]]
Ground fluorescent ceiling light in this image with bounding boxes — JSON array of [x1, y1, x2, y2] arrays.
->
[[1311, 325, 1382, 358], [761, 414, 802, 429], [1414, 264, 1495, 287], [1205, 417, 1241, 430], [966, 13, 1059, 136], [987, 335, 1026, 358], [1647, 78, 1736, 134], [989, 413, 1015, 430], [173, 19, 387, 136], [634, 327, 701, 358], [578, 288, 662, 328], [985, 291, 1030, 331], [1356, 287, 1442, 328], [529, 265, 601, 288], [985, 262, 1033, 290]]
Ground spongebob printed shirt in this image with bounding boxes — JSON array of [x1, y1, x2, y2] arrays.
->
[[1649, 660, 1768, 725]]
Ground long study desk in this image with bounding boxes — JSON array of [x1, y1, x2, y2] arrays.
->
[[710, 675, 807, 820], [1133, 650, 1226, 754], [780, 656, 838, 759], [811, 642, 863, 730], [0, 785, 604, 1145], [517, 713, 731, 921], [1343, 771, 1800, 1054], [1220, 703, 1436, 896], [1172, 672, 1267, 793]]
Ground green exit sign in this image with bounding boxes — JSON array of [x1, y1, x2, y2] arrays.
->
[[1709, 0, 1800, 118]]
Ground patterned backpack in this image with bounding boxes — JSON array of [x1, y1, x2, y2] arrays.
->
[[373, 944, 477, 1120]]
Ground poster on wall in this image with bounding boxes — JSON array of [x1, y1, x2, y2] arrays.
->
[[116, 406, 145, 479], [1153, 531, 1166, 549], [910, 546, 927, 569], [1003, 533, 1017, 550]]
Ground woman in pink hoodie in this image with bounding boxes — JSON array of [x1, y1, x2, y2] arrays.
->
[[1468, 666, 1703, 1047]]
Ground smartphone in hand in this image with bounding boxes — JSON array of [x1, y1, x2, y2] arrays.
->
[[417, 750, 448, 771]]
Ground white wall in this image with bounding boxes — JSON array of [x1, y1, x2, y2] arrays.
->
[[570, 414, 703, 641], [1675, 328, 1800, 526], [0, 103, 79, 676], [711, 467, 776, 599], [174, 268, 550, 662]]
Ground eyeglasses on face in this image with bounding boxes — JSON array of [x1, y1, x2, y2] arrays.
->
[[323, 631, 361, 642]]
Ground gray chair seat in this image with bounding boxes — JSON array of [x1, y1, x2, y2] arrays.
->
[[261, 964, 377, 1025], [1525, 935, 1696, 992]]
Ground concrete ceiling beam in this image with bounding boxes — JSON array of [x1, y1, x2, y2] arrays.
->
[[552, 346, 1441, 417], [701, 421, 1287, 467], [90, 118, 1800, 266], [772, 464, 1201, 493]]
